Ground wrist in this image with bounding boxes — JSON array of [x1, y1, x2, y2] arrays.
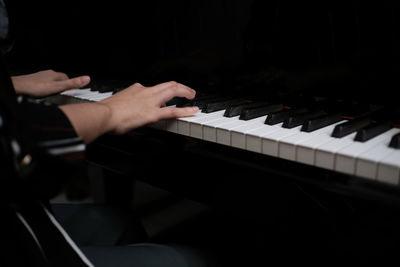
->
[[95, 101, 116, 134], [59, 102, 116, 144], [10, 76, 26, 94]]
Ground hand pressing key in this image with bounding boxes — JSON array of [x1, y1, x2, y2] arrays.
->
[[60, 81, 199, 143]]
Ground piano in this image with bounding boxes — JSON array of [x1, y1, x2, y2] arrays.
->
[[8, 0, 400, 264], [52, 80, 400, 204], [19, 0, 395, 206], [69, 87, 400, 173]]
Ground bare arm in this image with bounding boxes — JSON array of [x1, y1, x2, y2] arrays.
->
[[59, 81, 198, 144]]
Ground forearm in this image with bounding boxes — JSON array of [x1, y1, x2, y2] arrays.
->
[[59, 102, 113, 144]]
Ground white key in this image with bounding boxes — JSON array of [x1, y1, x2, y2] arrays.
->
[[165, 119, 179, 133], [61, 88, 91, 97], [148, 105, 177, 130], [231, 116, 268, 149], [60, 88, 77, 96], [377, 150, 400, 185], [79, 92, 101, 101], [203, 116, 238, 142], [176, 111, 211, 136], [314, 133, 357, 170], [86, 92, 113, 101], [335, 128, 398, 175], [261, 126, 302, 157], [216, 118, 254, 146], [278, 121, 346, 161], [76, 91, 103, 100], [189, 111, 226, 139], [160, 105, 179, 133], [296, 131, 339, 165], [355, 144, 396, 181], [355, 129, 400, 181], [246, 124, 282, 153]]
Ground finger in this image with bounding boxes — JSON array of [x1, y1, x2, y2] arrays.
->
[[153, 81, 194, 95], [50, 75, 91, 91], [157, 106, 199, 120], [156, 82, 196, 103]]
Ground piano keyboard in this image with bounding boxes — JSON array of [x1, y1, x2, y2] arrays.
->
[[60, 88, 400, 186]]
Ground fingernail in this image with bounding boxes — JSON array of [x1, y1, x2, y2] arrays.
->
[[81, 76, 90, 84], [192, 106, 199, 112]]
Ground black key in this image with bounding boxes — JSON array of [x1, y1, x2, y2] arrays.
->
[[88, 79, 101, 91], [239, 104, 283, 121], [166, 97, 187, 107], [282, 110, 325, 129], [301, 113, 343, 132], [195, 96, 229, 110], [331, 117, 371, 138], [265, 107, 308, 125], [224, 101, 268, 117], [176, 94, 218, 108], [341, 103, 375, 119], [89, 80, 131, 93], [389, 133, 400, 149], [355, 121, 393, 142], [202, 98, 246, 113], [92, 83, 115, 93], [90, 82, 101, 91], [174, 98, 192, 107]]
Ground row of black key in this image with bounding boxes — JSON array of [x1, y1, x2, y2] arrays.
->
[[85, 82, 400, 149], [174, 94, 400, 148]]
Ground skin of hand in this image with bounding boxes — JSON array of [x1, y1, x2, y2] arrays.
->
[[59, 81, 199, 144], [11, 69, 90, 97]]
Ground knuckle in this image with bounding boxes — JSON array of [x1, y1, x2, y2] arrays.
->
[[168, 81, 177, 87], [170, 108, 181, 117], [162, 108, 174, 119], [73, 78, 81, 85], [149, 113, 160, 123], [167, 86, 178, 95]]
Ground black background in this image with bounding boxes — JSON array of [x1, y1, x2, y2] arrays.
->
[[4, 0, 400, 105]]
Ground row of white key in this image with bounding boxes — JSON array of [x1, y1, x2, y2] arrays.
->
[[60, 88, 400, 186], [61, 88, 113, 101], [155, 109, 400, 186]]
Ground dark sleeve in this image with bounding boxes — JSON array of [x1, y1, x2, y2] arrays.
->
[[17, 96, 85, 160], [0, 0, 9, 40], [11, 96, 86, 200]]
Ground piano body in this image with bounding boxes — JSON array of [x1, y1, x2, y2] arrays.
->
[[6, 0, 400, 265]]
